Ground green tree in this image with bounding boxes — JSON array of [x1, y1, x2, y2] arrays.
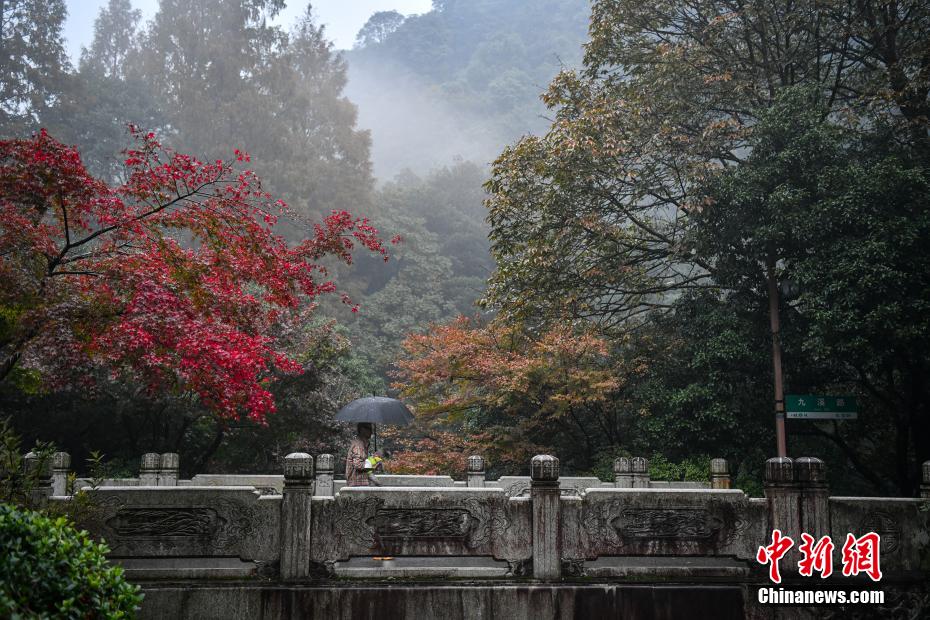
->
[[695, 91, 930, 493], [48, 0, 162, 178], [484, 0, 930, 329], [271, 5, 373, 221], [79, 0, 138, 79], [0, 0, 70, 135], [355, 10, 405, 48], [482, 0, 930, 493], [340, 163, 493, 381], [131, 0, 371, 224]]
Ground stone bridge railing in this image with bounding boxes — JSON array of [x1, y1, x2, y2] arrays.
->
[[27, 452, 930, 582]]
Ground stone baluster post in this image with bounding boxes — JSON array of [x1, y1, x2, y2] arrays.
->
[[314, 454, 334, 497], [764, 457, 801, 571], [710, 458, 731, 490], [613, 457, 632, 488], [51, 452, 71, 496], [467, 455, 486, 488], [921, 461, 930, 499], [631, 457, 650, 488], [159, 453, 179, 486], [796, 457, 829, 538], [281, 453, 314, 580], [140, 453, 160, 485], [531, 454, 561, 581], [24, 451, 52, 506]]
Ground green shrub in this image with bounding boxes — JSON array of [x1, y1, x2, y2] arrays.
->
[[648, 454, 711, 482], [0, 503, 142, 619], [0, 417, 55, 511]]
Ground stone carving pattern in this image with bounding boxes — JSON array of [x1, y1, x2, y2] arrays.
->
[[211, 498, 259, 549], [503, 480, 582, 498], [506, 558, 532, 577], [719, 515, 750, 547], [334, 496, 385, 548], [101, 497, 258, 551], [858, 510, 900, 554], [615, 508, 723, 539], [367, 508, 471, 539], [356, 499, 511, 550], [463, 497, 511, 548], [106, 508, 222, 538], [582, 502, 744, 550], [504, 481, 531, 498], [582, 500, 623, 548]]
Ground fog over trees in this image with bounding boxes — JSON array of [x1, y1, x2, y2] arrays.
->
[[346, 0, 589, 176], [2, 0, 929, 497]]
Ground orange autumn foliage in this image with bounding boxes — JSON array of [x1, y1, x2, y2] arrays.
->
[[389, 317, 639, 474]]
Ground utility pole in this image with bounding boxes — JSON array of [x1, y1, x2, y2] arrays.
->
[[767, 257, 788, 457]]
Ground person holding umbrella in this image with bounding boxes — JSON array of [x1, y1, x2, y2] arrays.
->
[[345, 423, 380, 487], [338, 397, 414, 561], [337, 397, 415, 488]]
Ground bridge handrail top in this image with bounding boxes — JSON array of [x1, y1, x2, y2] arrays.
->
[[829, 496, 924, 503], [338, 486, 505, 493], [584, 488, 745, 495], [84, 485, 263, 491]]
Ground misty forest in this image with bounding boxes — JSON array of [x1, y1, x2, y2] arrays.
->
[[2, 0, 929, 499]]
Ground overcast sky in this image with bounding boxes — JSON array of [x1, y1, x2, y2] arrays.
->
[[63, 0, 433, 60]]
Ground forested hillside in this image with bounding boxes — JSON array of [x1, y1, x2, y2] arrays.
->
[[345, 0, 590, 176]]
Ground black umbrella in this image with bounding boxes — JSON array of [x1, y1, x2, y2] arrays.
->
[[335, 397, 414, 425], [335, 397, 414, 451]]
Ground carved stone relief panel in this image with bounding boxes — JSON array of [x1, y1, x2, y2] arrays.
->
[[328, 495, 513, 559], [106, 508, 222, 539], [581, 500, 749, 555], [84, 492, 262, 556], [615, 508, 724, 540], [368, 508, 472, 540]]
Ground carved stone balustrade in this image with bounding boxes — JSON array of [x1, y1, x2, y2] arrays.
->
[[140, 452, 160, 485], [159, 453, 180, 486], [796, 457, 829, 537], [531, 455, 561, 580], [24, 450, 52, 505], [613, 457, 632, 488], [34, 451, 930, 593], [764, 456, 800, 572], [710, 458, 730, 490], [631, 456, 650, 488], [51, 451, 71, 496], [467, 455, 486, 488], [314, 454, 335, 497], [281, 453, 314, 580]]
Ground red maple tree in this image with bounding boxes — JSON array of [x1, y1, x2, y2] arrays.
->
[[0, 128, 389, 422]]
